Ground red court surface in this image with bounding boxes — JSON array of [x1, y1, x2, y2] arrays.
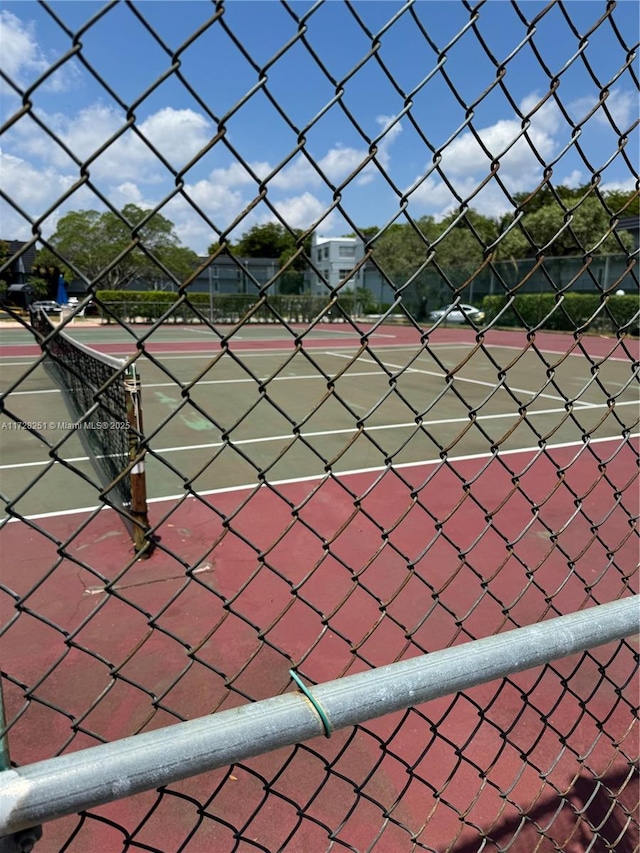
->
[[2, 430, 638, 851], [1, 322, 639, 361]]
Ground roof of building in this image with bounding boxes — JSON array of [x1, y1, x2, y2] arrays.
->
[[615, 215, 639, 230], [196, 254, 279, 267], [313, 235, 361, 246], [2, 240, 37, 277]]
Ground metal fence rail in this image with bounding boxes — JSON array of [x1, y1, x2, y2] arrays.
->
[[1, 1, 638, 852], [1, 597, 638, 839]]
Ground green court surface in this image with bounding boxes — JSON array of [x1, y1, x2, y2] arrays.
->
[[1, 336, 637, 520]]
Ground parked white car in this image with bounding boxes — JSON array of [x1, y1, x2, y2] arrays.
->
[[428, 303, 485, 324], [31, 300, 62, 315]]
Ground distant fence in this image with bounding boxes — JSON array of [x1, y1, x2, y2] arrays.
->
[[96, 292, 367, 325], [362, 253, 638, 316], [98, 253, 639, 316]]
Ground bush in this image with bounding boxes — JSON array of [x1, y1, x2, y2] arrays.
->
[[482, 293, 638, 334], [25, 276, 50, 298]]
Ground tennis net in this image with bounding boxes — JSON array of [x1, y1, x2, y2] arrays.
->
[[30, 308, 151, 555]]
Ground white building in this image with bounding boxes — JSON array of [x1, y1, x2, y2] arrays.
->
[[310, 234, 365, 294]]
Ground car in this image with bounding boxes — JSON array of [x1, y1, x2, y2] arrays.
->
[[67, 297, 100, 317], [428, 303, 485, 325], [31, 300, 62, 315]]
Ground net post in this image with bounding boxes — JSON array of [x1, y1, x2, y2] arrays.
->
[[124, 365, 152, 559]]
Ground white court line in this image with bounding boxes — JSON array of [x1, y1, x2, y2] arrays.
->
[[327, 342, 639, 369], [4, 368, 635, 417], [3, 343, 635, 401], [326, 351, 582, 407], [0, 345, 482, 395], [3, 433, 638, 524], [0, 341, 469, 365], [488, 343, 639, 364], [1, 401, 637, 470], [2, 370, 385, 397], [1, 388, 60, 396]]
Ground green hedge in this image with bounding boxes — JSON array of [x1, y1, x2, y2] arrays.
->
[[482, 293, 639, 333], [94, 291, 366, 324]]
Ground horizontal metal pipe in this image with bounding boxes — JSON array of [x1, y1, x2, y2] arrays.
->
[[1, 595, 637, 836]]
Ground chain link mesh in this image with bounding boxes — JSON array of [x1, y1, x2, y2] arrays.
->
[[1, 1, 638, 851]]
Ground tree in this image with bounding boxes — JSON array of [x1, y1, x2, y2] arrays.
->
[[371, 214, 492, 313], [229, 222, 290, 258], [436, 211, 499, 271], [27, 277, 50, 298], [372, 221, 429, 282], [602, 188, 640, 217], [358, 226, 380, 243], [498, 195, 634, 259], [211, 223, 311, 271], [512, 184, 639, 219], [344, 226, 380, 244], [37, 205, 198, 290], [373, 214, 494, 279]]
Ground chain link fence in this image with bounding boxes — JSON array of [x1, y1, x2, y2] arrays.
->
[[1, 2, 638, 851]]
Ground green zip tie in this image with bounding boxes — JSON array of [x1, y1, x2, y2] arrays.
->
[[289, 670, 332, 738]]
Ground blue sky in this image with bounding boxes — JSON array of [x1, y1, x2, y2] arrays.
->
[[1, 1, 638, 255]]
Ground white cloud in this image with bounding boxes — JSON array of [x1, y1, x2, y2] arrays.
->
[[7, 103, 124, 173], [0, 148, 73, 221], [268, 143, 375, 190], [57, 104, 122, 167], [162, 189, 336, 252], [267, 117, 403, 191], [599, 175, 636, 194], [0, 122, 333, 253], [9, 103, 215, 182], [569, 88, 635, 131], [561, 169, 583, 188], [0, 147, 103, 241], [407, 95, 563, 218], [183, 179, 244, 215], [210, 160, 269, 188], [85, 106, 214, 181], [1, 56, 404, 251], [519, 94, 561, 135], [269, 155, 318, 190], [439, 103, 559, 180], [110, 182, 144, 207], [270, 192, 332, 231], [5, 94, 375, 201], [376, 114, 403, 166], [0, 10, 79, 95], [0, 11, 48, 85], [319, 145, 368, 183], [136, 107, 213, 166], [203, 143, 377, 197], [598, 89, 635, 130], [406, 89, 635, 221], [162, 179, 247, 250]]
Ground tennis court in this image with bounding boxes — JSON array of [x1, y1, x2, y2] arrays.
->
[[2, 0, 639, 848], [2, 322, 638, 517], [1, 320, 638, 851]]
